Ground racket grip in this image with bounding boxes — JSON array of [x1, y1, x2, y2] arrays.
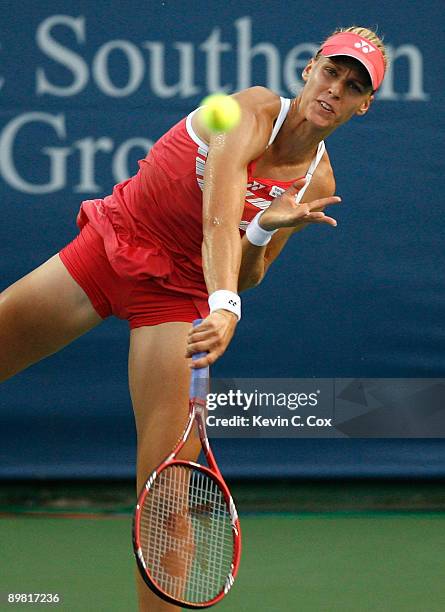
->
[[190, 319, 209, 399]]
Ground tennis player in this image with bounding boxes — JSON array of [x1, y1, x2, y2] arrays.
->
[[0, 26, 387, 611]]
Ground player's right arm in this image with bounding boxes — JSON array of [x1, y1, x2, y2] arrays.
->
[[187, 88, 279, 366]]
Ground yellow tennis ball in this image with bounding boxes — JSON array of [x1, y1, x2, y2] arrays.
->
[[201, 94, 241, 133]]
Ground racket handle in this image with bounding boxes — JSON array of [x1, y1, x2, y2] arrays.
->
[[190, 319, 209, 399]]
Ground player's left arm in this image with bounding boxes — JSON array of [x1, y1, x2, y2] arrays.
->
[[238, 155, 336, 292]]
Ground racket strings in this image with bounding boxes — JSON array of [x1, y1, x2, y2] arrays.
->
[[139, 465, 234, 604]]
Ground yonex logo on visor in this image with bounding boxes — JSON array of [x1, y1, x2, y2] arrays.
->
[[354, 40, 376, 54]]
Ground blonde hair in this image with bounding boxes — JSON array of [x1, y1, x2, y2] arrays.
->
[[320, 26, 389, 75]]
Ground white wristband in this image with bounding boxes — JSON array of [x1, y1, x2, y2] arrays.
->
[[245, 211, 278, 246], [208, 290, 241, 321]]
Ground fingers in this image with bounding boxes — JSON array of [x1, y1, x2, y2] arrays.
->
[[303, 211, 338, 226], [308, 196, 341, 211], [186, 331, 227, 365], [187, 327, 214, 345], [186, 311, 237, 367], [186, 320, 221, 350], [185, 335, 216, 358], [188, 351, 220, 369], [290, 196, 341, 225]]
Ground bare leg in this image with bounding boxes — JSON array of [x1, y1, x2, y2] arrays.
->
[[0, 254, 103, 381], [128, 322, 201, 612]]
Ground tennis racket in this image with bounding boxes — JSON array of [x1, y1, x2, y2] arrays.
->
[[132, 319, 241, 609]]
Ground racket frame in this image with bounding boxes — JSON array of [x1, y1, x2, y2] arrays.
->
[[133, 396, 241, 609]]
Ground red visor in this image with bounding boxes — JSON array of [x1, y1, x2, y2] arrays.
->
[[320, 32, 385, 91]]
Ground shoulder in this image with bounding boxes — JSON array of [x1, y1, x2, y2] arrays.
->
[[196, 88, 284, 167], [233, 87, 282, 125], [233, 86, 281, 106], [229, 87, 285, 158]]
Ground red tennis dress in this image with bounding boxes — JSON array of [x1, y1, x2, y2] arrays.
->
[[59, 98, 325, 328]]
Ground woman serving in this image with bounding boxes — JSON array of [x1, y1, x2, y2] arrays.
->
[[0, 26, 387, 612]]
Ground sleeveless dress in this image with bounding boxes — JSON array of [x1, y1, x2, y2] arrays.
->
[[74, 97, 325, 301]]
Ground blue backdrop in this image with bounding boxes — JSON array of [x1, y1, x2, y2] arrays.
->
[[1, 0, 444, 478]]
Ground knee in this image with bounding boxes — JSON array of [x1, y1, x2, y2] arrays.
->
[[0, 290, 18, 381], [0, 287, 17, 336], [0, 286, 9, 308], [0, 285, 37, 382], [0, 282, 21, 312], [0, 285, 23, 334]]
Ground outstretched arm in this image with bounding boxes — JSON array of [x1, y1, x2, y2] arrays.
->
[[187, 89, 279, 367]]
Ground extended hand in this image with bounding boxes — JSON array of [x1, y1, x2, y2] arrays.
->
[[259, 178, 341, 230], [186, 311, 238, 368]]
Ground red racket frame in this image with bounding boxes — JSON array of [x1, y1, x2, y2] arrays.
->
[[133, 396, 242, 609]]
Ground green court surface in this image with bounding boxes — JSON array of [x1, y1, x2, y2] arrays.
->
[[1, 512, 445, 611]]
